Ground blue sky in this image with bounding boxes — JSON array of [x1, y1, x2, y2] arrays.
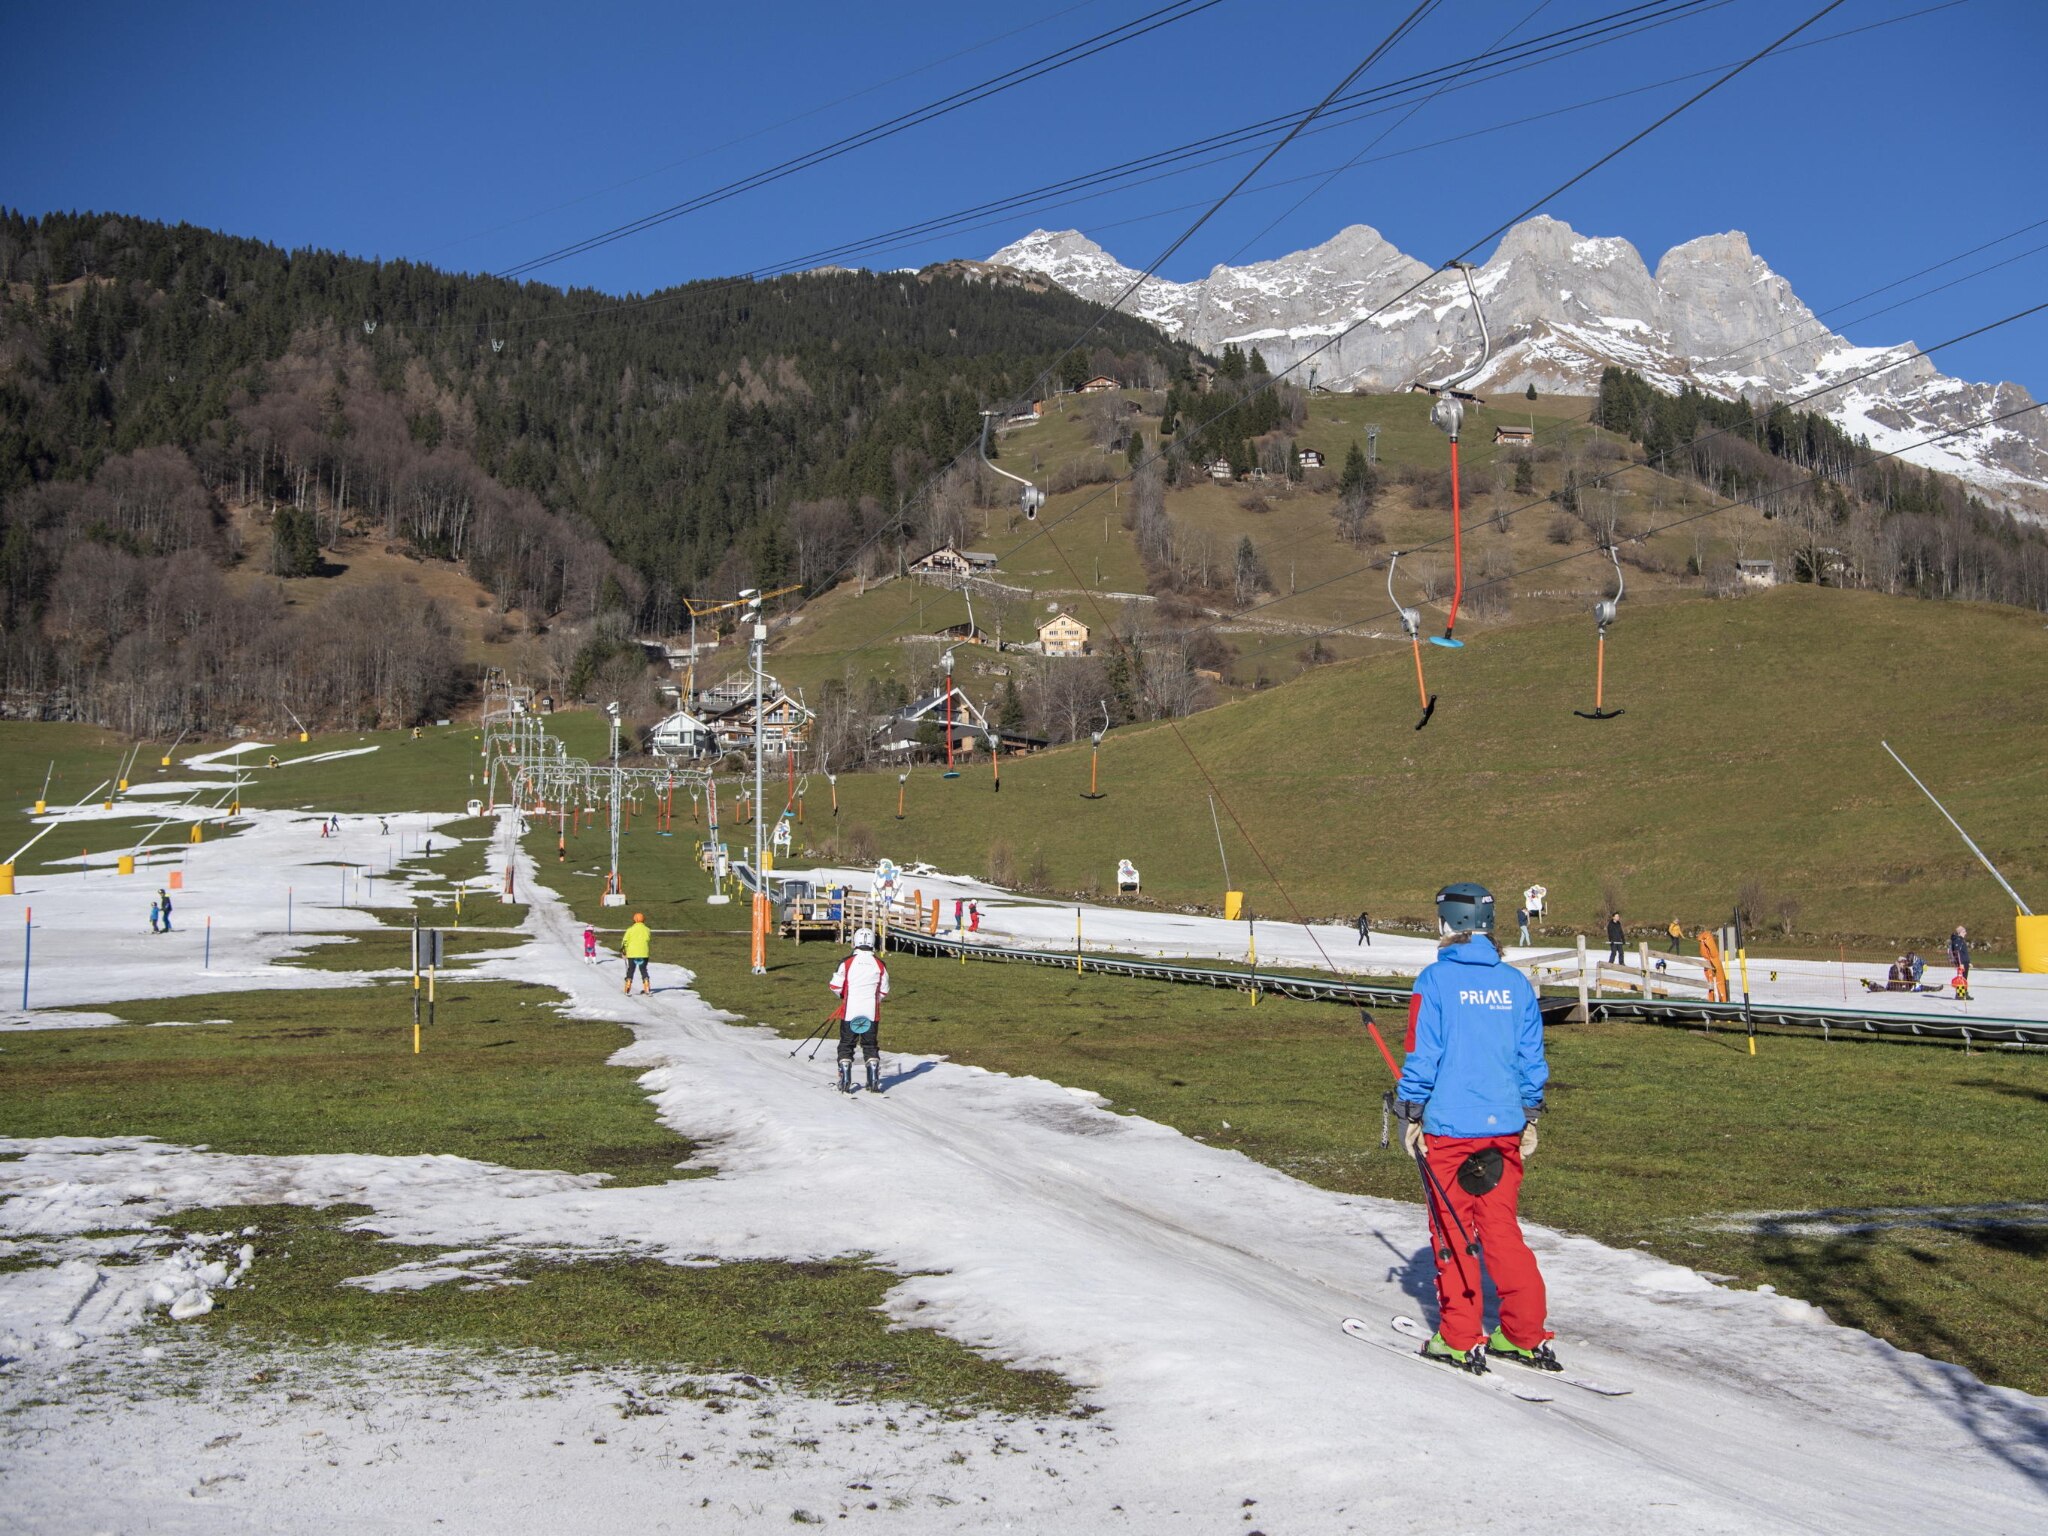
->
[[5, 0, 2043, 392]]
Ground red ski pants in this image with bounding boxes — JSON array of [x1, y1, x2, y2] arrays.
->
[[1423, 1134, 1549, 1352]]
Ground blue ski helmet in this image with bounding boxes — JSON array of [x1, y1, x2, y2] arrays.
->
[[1435, 882, 1495, 934]]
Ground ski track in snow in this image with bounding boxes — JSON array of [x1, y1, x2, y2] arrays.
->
[[1, 818, 2046, 1531]]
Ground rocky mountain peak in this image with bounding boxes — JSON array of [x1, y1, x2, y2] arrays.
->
[[984, 217, 2048, 518]]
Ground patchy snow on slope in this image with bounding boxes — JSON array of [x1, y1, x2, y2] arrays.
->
[[3, 818, 2047, 1531]]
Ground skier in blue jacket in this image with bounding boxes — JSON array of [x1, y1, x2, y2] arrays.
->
[[1395, 882, 1558, 1376]]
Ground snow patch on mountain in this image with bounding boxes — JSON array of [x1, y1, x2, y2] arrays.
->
[[987, 218, 2047, 517]]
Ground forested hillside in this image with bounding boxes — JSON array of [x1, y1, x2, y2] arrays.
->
[[0, 209, 1185, 731]]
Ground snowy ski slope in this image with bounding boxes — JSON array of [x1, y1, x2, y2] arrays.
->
[[1, 813, 2044, 1531]]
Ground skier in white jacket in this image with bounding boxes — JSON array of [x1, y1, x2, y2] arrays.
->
[[828, 927, 891, 1094]]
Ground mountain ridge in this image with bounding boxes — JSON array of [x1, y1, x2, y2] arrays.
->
[[987, 217, 2048, 519]]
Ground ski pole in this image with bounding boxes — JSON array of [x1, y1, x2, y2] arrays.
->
[[1361, 1011, 1481, 1261], [1413, 1139, 1481, 1260], [787, 1012, 837, 1057]]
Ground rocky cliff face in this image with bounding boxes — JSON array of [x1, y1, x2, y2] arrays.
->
[[987, 218, 2047, 518]]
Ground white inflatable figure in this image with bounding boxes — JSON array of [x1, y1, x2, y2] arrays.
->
[[1523, 884, 1548, 921], [1117, 858, 1140, 894], [874, 857, 901, 908], [771, 814, 792, 853]]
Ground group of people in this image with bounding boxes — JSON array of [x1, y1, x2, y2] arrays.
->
[[145, 887, 174, 933], [1883, 926, 1974, 996]]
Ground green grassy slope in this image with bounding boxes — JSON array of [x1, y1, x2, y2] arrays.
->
[[808, 586, 2048, 957]]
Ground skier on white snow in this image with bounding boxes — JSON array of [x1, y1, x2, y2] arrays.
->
[[1395, 882, 1559, 1377], [827, 927, 890, 1094]]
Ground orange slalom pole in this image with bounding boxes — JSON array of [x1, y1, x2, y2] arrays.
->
[[1410, 636, 1429, 711], [1594, 632, 1607, 711]]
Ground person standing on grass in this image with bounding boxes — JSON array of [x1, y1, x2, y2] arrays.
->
[[1516, 905, 1531, 946], [1606, 912, 1624, 965], [1667, 918, 1684, 954], [622, 913, 653, 995], [828, 926, 890, 1095], [157, 887, 173, 933], [1356, 910, 1372, 947], [1395, 882, 1556, 1376]]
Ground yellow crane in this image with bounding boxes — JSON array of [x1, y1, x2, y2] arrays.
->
[[680, 586, 800, 702]]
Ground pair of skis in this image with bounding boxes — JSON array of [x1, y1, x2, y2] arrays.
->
[[1341, 1315, 1628, 1401]]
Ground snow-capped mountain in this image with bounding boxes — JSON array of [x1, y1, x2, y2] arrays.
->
[[986, 219, 2048, 518]]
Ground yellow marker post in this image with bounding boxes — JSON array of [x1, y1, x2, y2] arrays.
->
[[1740, 944, 1755, 1055], [1075, 908, 1083, 975], [1248, 923, 1259, 1008]]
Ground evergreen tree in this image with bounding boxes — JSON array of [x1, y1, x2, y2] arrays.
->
[[1513, 456, 1536, 495], [1217, 343, 1247, 381], [1340, 441, 1376, 500], [1248, 347, 1269, 377], [270, 504, 320, 577], [1525, 382, 1539, 401], [998, 675, 1026, 733]]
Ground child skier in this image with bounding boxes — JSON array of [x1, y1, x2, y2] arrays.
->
[[827, 927, 890, 1094], [582, 925, 599, 965], [148, 898, 161, 934], [1394, 882, 1557, 1377]]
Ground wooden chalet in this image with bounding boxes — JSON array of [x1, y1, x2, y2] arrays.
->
[[1037, 611, 1090, 657]]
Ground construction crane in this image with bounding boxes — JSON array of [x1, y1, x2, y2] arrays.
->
[[680, 586, 801, 702]]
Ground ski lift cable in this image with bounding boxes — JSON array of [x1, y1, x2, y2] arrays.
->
[[798, 5, 1994, 676], [812, 0, 1919, 690], [792, 0, 1457, 634], [871, 0, 1857, 642], [1220, 0, 1559, 266], [963, 0, 1442, 533], [1021, 0, 1447, 412], [493, 1, 1232, 281], [423, 0, 1737, 338], [420, 0, 1108, 261], [1013, 0, 1888, 969]]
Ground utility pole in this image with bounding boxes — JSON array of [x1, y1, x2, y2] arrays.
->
[[603, 702, 624, 907], [748, 590, 768, 974]]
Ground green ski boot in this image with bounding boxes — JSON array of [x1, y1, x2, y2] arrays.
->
[[1420, 1332, 1489, 1375], [1486, 1327, 1563, 1373]]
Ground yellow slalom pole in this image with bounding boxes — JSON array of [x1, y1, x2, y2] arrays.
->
[[1075, 908, 1083, 974]]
